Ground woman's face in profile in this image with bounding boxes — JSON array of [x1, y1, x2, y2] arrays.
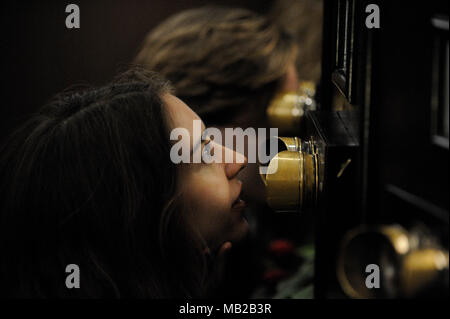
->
[[164, 94, 249, 252]]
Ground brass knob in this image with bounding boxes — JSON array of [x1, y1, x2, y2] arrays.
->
[[337, 225, 449, 298], [400, 248, 449, 297], [266, 81, 316, 134], [259, 136, 321, 214]]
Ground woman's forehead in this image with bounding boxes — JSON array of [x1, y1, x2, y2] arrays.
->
[[164, 93, 205, 136]]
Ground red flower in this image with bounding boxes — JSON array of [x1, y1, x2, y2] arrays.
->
[[263, 269, 287, 284], [268, 239, 294, 257]]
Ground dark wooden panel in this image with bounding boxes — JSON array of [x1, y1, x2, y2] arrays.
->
[[319, 0, 449, 297]]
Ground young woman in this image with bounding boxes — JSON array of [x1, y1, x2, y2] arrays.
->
[[134, 5, 300, 216], [0, 68, 247, 298], [134, 7, 303, 298]]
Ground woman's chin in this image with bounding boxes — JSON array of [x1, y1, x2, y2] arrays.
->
[[229, 217, 249, 244]]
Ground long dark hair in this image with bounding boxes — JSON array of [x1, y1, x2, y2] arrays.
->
[[0, 69, 208, 298]]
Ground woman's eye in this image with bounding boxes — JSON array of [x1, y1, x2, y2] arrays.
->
[[202, 141, 214, 163]]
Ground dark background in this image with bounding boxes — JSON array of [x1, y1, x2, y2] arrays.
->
[[0, 0, 274, 144]]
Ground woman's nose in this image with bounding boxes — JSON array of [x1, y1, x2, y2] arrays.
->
[[225, 148, 247, 179]]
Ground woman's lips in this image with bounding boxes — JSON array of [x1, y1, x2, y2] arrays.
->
[[231, 180, 245, 210], [231, 198, 246, 210]]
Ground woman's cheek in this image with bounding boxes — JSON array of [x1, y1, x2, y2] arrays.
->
[[197, 169, 231, 208]]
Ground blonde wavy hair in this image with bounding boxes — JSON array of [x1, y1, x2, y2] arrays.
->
[[134, 6, 297, 126]]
